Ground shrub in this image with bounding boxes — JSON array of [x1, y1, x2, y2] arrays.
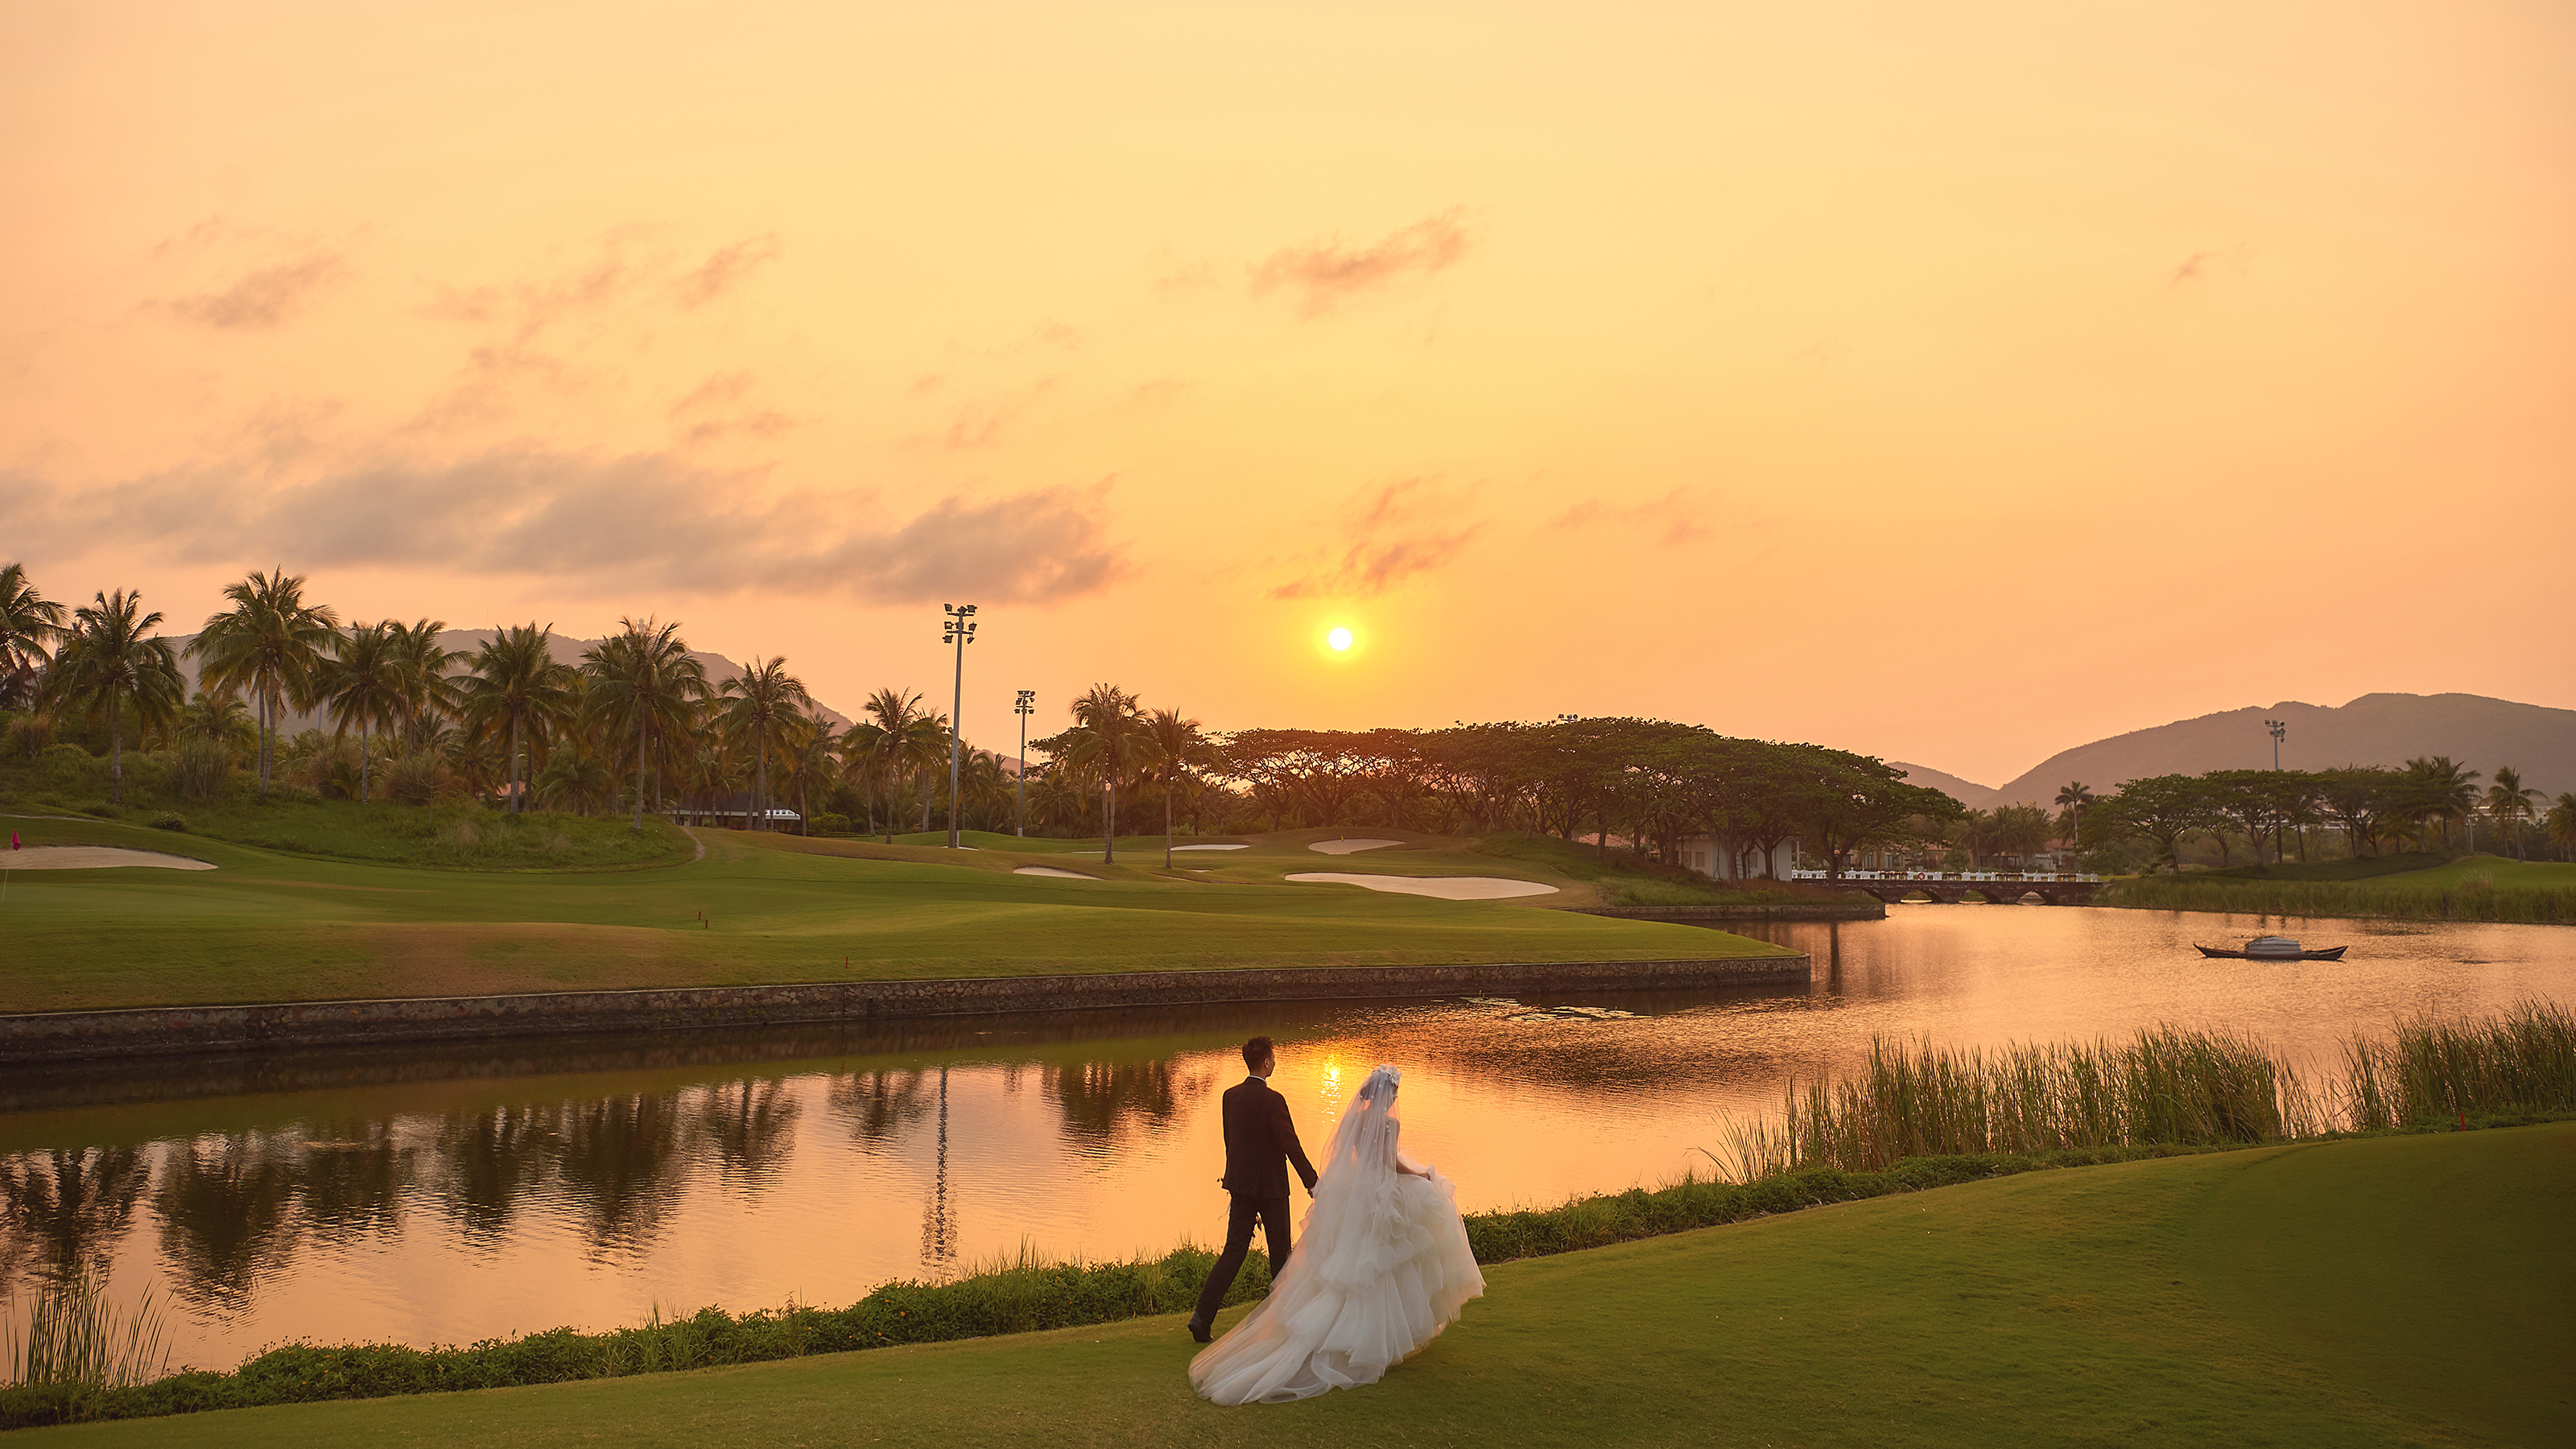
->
[[807, 813, 851, 836], [147, 812, 185, 833], [166, 740, 233, 803], [385, 753, 454, 807]]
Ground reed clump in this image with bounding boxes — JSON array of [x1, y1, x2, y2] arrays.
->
[[1, 1268, 170, 1421], [2097, 875, 2575, 924], [2343, 1000, 2576, 1130], [1720, 1026, 2319, 1179]]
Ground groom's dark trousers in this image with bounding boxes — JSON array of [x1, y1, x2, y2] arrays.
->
[[1190, 1074, 1319, 1334]]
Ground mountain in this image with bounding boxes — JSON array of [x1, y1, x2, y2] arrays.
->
[[1889, 761, 2008, 811], [1972, 693, 2575, 805], [161, 629, 855, 733]]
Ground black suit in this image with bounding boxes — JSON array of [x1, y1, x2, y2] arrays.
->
[[1189, 1074, 1319, 1332]]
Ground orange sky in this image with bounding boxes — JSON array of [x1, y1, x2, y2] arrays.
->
[[4, 1, 2570, 785]]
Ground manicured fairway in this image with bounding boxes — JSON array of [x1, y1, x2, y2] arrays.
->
[[0, 819, 1781, 1013], [2372, 857, 2576, 890], [32, 1125, 2572, 1447]]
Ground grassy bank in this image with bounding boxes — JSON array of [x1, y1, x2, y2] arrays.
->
[[2099, 861, 2576, 924], [15, 1122, 2570, 1447], [0, 821, 1787, 1014]]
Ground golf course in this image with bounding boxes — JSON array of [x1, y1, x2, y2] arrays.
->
[[0, 815, 1791, 1014], [19, 1121, 2569, 1447]]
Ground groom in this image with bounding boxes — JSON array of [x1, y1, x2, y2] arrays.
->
[[1187, 1035, 1319, 1344]]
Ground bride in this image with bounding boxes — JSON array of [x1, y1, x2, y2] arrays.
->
[[1189, 1064, 1484, 1405]]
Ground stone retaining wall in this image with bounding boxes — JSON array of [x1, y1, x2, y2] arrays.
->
[[0, 955, 1811, 1063], [1566, 902, 1885, 923]]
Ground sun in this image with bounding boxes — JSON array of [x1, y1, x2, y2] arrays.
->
[[1327, 626, 1353, 652]]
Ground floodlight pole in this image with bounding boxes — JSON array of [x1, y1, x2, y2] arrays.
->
[[2265, 718, 2287, 864], [942, 604, 978, 848], [1013, 690, 1036, 837]]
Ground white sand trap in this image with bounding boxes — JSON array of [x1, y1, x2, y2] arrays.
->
[[1307, 839, 1402, 856], [1013, 865, 1097, 880], [1171, 844, 1249, 851], [3, 846, 216, 871], [1286, 872, 1557, 900]]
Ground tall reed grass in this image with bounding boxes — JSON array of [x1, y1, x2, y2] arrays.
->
[[1718, 1026, 2321, 1179], [1718, 1004, 2576, 1179], [2098, 875, 2574, 924], [2, 1268, 169, 1409], [2343, 1000, 2576, 1129]]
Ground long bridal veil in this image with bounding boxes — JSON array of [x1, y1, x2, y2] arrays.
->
[[1189, 1065, 1484, 1405]]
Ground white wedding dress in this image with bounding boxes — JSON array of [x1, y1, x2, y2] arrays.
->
[[1189, 1065, 1484, 1405]]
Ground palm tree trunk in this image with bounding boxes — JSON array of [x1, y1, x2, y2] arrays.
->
[[1164, 776, 1173, 869], [633, 718, 647, 831], [1104, 782, 1117, 863], [108, 694, 124, 807], [510, 716, 523, 814], [360, 733, 371, 804], [756, 723, 770, 832]]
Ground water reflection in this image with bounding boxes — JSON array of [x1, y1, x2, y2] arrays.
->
[[0, 1146, 147, 1281], [436, 1106, 550, 1243], [555, 1096, 687, 1256], [155, 1134, 301, 1314], [0, 907, 2565, 1367]]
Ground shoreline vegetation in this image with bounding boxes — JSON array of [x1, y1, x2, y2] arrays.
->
[[9, 1004, 2569, 1432], [2095, 863, 2576, 925]]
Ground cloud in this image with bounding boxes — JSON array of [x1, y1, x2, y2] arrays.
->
[[1552, 489, 1714, 547], [1250, 210, 1472, 316], [0, 455, 1127, 605], [167, 254, 346, 329], [675, 234, 782, 308], [1268, 478, 1484, 600]]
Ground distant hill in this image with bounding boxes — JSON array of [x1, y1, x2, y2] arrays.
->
[[1889, 761, 2008, 811], [1969, 693, 2576, 804], [161, 629, 856, 733]]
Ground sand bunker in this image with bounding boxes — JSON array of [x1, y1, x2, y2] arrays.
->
[[2, 846, 216, 871], [1013, 865, 1098, 880], [1170, 844, 1249, 851], [1286, 872, 1556, 900], [1306, 839, 1402, 856]]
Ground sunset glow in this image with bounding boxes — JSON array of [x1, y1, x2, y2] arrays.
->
[[2, 2, 2568, 781]]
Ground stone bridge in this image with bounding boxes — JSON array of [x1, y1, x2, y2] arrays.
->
[[1790, 870, 2104, 906]]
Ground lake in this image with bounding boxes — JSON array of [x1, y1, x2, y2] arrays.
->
[[3, 905, 2570, 1369]]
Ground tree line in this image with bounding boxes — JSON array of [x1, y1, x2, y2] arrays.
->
[[2077, 758, 2576, 871]]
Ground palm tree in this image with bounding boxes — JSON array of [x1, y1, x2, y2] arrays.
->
[[316, 622, 408, 803], [899, 714, 951, 833], [1140, 706, 1216, 868], [2483, 766, 2545, 861], [860, 687, 925, 841], [1061, 683, 1145, 861], [782, 716, 840, 836], [460, 625, 578, 814], [836, 720, 889, 837], [43, 590, 184, 806], [188, 570, 339, 795], [716, 657, 812, 832], [2548, 794, 2576, 862], [175, 690, 258, 758], [2400, 756, 2483, 850], [388, 620, 466, 749], [0, 562, 68, 709], [580, 617, 708, 830], [2053, 782, 2095, 848]]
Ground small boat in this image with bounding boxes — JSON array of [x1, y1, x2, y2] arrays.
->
[[2194, 935, 2348, 961]]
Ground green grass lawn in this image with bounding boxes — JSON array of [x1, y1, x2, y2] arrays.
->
[[31, 1123, 2571, 1447], [2369, 857, 2576, 890], [0, 819, 1785, 1013]]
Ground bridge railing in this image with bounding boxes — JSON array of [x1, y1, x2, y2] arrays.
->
[[1790, 869, 2103, 884]]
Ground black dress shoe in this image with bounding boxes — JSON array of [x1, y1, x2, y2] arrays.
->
[[1188, 1320, 1213, 1344]]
